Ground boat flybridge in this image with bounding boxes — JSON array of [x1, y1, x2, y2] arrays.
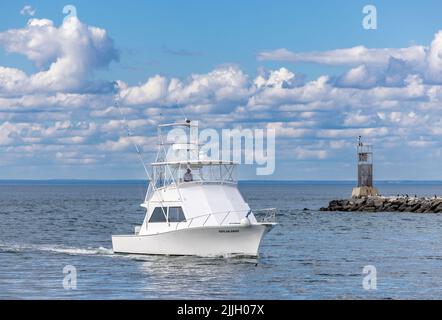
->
[[112, 120, 277, 256]]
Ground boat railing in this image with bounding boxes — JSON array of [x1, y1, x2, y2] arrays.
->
[[174, 208, 277, 230], [175, 210, 246, 230], [176, 180, 238, 187]]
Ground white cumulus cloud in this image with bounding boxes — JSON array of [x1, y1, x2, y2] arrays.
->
[[119, 65, 249, 107], [2, 14, 442, 178], [0, 16, 118, 94], [258, 30, 442, 85], [257, 46, 426, 68]]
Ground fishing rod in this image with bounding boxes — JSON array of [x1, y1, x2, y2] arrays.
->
[[115, 100, 173, 219], [114, 100, 152, 182]]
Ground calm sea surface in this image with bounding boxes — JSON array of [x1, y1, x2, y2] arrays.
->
[[1, 181, 442, 299]]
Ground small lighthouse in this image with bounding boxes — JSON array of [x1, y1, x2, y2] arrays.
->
[[351, 136, 379, 198]]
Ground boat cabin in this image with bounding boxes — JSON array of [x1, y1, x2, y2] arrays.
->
[[137, 120, 256, 236]]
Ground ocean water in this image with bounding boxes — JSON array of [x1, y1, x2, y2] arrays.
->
[[1, 181, 442, 299]]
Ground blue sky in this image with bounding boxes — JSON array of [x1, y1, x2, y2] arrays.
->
[[1, 1, 442, 180], [3, 0, 441, 80]]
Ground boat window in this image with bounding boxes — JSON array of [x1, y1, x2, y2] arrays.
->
[[149, 207, 167, 223], [168, 207, 186, 222], [151, 163, 237, 188]]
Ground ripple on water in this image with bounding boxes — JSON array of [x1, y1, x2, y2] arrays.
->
[[1, 182, 442, 299]]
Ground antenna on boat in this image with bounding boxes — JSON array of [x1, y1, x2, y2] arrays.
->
[[175, 99, 188, 123], [114, 100, 152, 181]]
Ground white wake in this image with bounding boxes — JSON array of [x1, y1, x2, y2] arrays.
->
[[0, 242, 114, 256]]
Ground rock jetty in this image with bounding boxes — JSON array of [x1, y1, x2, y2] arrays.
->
[[320, 196, 442, 213]]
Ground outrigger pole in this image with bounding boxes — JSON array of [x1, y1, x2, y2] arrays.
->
[[114, 100, 152, 182]]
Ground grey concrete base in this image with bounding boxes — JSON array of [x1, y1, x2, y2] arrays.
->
[[351, 186, 379, 198]]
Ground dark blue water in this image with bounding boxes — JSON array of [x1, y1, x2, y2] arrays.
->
[[1, 181, 442, 299]]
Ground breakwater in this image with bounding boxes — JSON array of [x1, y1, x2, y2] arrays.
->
[[320, 196, 442, 213]]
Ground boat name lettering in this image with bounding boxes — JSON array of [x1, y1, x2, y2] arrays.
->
[[218, 229, 240, 233]]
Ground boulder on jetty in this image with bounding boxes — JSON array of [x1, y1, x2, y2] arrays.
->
[[320, 196, 442, 213]]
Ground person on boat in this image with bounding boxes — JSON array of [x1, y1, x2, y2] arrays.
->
[[183, 168, 193, 182]]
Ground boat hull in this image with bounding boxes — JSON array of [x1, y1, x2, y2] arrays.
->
[[112, 224, 271, 257]]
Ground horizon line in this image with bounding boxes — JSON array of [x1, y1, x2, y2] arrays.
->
[[1, 179, 442, 183]]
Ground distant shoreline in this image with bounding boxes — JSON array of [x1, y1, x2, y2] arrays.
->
[[1, 180, 442, 185]]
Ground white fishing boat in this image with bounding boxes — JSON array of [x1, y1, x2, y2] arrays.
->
[[112, 120, 277, 256]]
